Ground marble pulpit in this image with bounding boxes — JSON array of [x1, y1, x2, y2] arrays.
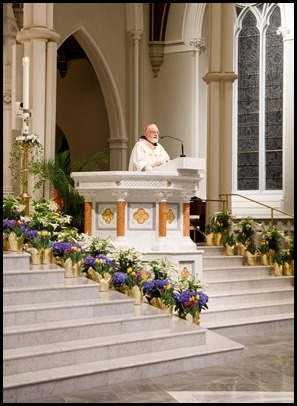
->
[[71, 157, 205, 253]]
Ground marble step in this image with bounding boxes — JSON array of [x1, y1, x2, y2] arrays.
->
[[3, 306, 171, 350], [3, 276, 101, 306], [3, 329, 244, 403], [203, 312, 294, 336], [201, 299, 294, 323], [198, 245, 226, 256], [206, 275, 294, 292], [3, 290, 136, 326], [203, 255, 245, 268], [207, 286, 294, 306], [3, 266, 65, 287], [3, 251, 31, 271], [203, 265, 273, 280], [4, 314, 206, 375]]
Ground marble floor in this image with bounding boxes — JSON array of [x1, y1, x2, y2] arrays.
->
[[28, 328, 294, 403]]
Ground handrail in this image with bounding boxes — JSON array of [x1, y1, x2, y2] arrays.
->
[[219, 193, 294, 225]]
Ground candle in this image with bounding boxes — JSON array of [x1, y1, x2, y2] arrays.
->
[[22, 57, 30, 135]]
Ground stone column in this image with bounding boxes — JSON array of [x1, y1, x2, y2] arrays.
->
[[155, 191, 171, 238], [202, 3, 237, 220], [112, 191, 128, 238], [159, 200, 167, 237], [117, 199, 126, 237], [84, 201, 92, 235], [277, 19, 294, 215], [3, 4, 19, 195], [181, 193, 193, 237], [16, 4, 60, 199]]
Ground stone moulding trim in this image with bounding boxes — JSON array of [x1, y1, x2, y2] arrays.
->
[[203, 71, 238, 84]]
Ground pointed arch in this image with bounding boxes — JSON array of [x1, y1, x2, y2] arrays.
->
[[57, 26, 126, 159]]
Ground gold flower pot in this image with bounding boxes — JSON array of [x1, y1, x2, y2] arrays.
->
[[27, 247, 43, 264], [261, 254, 269, 266], [42, 248, 53, 264], [246, 251, 257, 266], [132, 285, 143, 305], [184, 311, 201, 326], [225, 244, 234, 256], [99, 272, 112, 292], [205, 233, 214, 246], [274, 263, 282, 276], [282, 262, 293, 276], [213, 232, 222, 246], [237, 242, 246, 256], [6, 232, 24, 252], [63, 258, 81, 278]]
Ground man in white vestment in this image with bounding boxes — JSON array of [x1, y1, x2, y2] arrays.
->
[[128, 123, 170, 171]]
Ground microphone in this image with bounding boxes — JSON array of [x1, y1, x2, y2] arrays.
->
[[160, 135, 186, 157]]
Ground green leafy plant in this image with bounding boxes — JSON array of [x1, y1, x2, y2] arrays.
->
[[85, 236, 115, 257], [281, 249, 292, 264], [30, 149, 108, 231], [235, 216, 259, 245], [224, 233, 237, 247], [209, 210, 233, 234], [3, 195, 25, 219], [26, 197, 72, 233], [146, 257, 179, 280], [261, 225, 284, 252]]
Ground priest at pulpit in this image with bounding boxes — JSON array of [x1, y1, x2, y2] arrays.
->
[[128, 123, 170, 171]]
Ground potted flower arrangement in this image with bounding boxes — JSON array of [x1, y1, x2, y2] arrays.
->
[[173, 268, 209, 325], [245, 239, 258, 266], [224, 233, 237, 255], [23, 229, 53, 264], [3, 194, 25, 219], [52, 241, 84, 278], [85, 236, 115, 257], [83, 253, 115, 290], [271, 251, 283, 276], [209, 210, 233, 246], [258, 239, 270, 265], [235, 216, 259, 255], [281, 249, 292, 276], [112, 247, 150, 304], [3, 218, 27, 252], [204, 223, 216, 245], [261, 224, 284, 255], [26, 197, 72, 234], [143, 279, 175, 313]]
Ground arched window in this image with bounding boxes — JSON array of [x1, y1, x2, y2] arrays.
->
[[234, 4, 283, 192]]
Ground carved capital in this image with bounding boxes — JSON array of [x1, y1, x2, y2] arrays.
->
[[17, 27, 60, 44], [189, 38, 206, 55]]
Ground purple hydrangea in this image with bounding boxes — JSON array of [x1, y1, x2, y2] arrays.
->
[[113, 271, 128, 285]]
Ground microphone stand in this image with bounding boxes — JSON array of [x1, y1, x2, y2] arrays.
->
[[160, 135, 186, 157]]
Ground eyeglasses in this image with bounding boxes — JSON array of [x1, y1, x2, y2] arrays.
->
[[148, 131, 159, 134]]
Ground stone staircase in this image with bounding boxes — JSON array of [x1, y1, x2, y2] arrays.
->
[[199, 245, 294, 337], [3, 251, 244, 403]]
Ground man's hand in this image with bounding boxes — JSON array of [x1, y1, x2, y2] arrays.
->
[[154, 161, 164, 167]]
